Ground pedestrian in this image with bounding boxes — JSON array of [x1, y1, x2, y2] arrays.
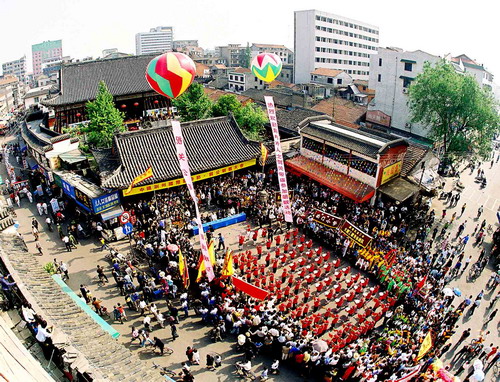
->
[[80, 284, 90, 303], [36, 202, 43, 216], [192, 348, 200, 364], [32, 226, 39, 241], [45, 216, 53, 232], [117, 303, 127, 321], [170, 322, 179, 340], [477, 205, 483, 219], [68, 233, 78, 249], [217, 232, 225, 251], [485, 309, 498, 325], [462, 256, 472, 273], [35, 240, 43, 256], [460, 203, 467, 217], [153, 336, 165, 355], [57, 224, 64, 240], [31, 218, 38, 230], [42, 202, 48, 215], [441, 209, 446, 220], [62, 235, 72, 252], [186, 346, 194, 363], [92, 297, 103, 315], [113, 305, 123, 323], [96, 265, 108, 284], [58, 261, 69, 280]]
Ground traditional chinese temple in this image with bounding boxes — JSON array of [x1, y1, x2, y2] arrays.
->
[[42, 55, 172, 132], [286, 116, 418, 203], [98, 115, 261, 196]]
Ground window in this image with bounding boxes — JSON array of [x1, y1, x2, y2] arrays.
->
[[337, 78, 342, 85], [378, 74, 382, 82], [229, 75, 233, 80], [404, 62, 413, 71], [255, 77, 258, 81], [403, 78, 412, 88], [327, 77, 333, 84], [379, 58, 382, 66]]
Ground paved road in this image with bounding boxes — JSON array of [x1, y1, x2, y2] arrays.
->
[[2, 131, 499, 380]]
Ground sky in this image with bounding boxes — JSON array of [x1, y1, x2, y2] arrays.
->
[[0, 0, 498, 80]]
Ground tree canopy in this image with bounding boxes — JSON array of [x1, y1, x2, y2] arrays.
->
[[82, 81, 125, 148], [172, 82, 212, 121], [173, 87, 267, 140], [408, 60, 499, 160]]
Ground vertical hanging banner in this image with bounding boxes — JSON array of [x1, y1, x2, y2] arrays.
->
[[171, 120, 215, 281], [264, 96, 293, 223]]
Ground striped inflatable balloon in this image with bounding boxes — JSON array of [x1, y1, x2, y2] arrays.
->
[[145, 52, 196, 99], [251, 53, 283, 83]]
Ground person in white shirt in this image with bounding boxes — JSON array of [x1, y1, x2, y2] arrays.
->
[[35, 322, 52, 343]]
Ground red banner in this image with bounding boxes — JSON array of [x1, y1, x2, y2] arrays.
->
[[312, 209, 343, 229], [340, 220, 373, 248], [232, 276, 269, 300]]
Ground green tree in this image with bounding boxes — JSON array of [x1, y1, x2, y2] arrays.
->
[[242, 42, 251, 68], [172, 82, 212, 121], [235, 102, 268, 140], [408, 60, 499, 160], [212, 94, 242, 117], [83, 81, 125, 148]]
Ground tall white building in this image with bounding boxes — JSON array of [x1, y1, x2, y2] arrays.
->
[[367, 47, 440, 138], [135, 26, 173, 55], [294, 10, 379, 84]]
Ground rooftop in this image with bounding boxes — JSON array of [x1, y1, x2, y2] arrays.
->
[[102, 115, 261, 188], [42, 54, 158, 106], [301, 119, 407, 158], [252, 43, 289, 50], [311, 68, 343, 77], [230, 67, 251, 74], [311, 97, 367, 126]]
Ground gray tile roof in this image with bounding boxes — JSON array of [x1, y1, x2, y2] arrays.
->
[[102, 116, 261, 188], [274, 107, 325, 135], [43, 55, 158, 106], [301, 122, 398, 159], [0, 234, 162, 382]]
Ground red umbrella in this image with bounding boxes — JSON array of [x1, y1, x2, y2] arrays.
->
[[167, 244, 179, 253]]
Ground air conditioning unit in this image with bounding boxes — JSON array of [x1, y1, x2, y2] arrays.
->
[[402, 88, 409, 94], [405, 123, 412, 128]]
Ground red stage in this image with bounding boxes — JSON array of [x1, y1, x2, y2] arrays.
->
[[286, 155, 375, 203]]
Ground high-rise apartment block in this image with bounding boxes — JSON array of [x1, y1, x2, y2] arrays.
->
[[32, 40, 63, 77], [135, 26, 173, 55], [2, 56, 27, 83], [294, 10, 379, 83]]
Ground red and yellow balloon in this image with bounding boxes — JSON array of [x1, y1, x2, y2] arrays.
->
[[251, 53, 283, 83], [145, 52, 196, 99]]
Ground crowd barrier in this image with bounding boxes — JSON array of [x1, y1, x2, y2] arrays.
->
[[191, 213, 247, 236]]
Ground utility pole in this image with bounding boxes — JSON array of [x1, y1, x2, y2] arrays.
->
[[419, 161, 426, 186]]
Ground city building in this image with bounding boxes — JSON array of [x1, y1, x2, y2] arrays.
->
[[286, 117, 413, 203], [23, 85, 52, 108], [228, 67, 264, 92], [42, 55, 172, 132], [450, 54, 494, 91], [0, 75, 21, 115], [135, 26, 173, 55], [277, 64, 294, 83], [250, 43, 293, 64], [216, 44, 247, 67], [173, 40, 198, 49], [367, 47, 441, 139], [294, 9, 379, 84], [32, 40, 63, 77], [2, 56, 27, 83]]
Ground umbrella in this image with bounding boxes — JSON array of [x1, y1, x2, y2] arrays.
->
[[312, 339, 328, 353], [472, 369, 484, 381], [443, 288, 454, 297], [167, 244, 179, 253], [453, 287, 462, 297]]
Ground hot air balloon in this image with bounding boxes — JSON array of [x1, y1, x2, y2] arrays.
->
[[251, 53, 283, 83], [145, 52, 196, 99]]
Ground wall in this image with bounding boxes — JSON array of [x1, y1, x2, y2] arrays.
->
[[368, 48, 440, 138], [294, 10, 317, 84]]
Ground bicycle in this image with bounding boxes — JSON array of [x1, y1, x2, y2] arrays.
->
[[152, 362, 178, 379]]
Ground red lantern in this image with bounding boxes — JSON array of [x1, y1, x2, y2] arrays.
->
[[76, 113, 81, 117], [121, 104, 126, 109], [134, 102, 139, 107], [154, 100, 159, 104]]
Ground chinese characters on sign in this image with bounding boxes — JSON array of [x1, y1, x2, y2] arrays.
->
[[340, 220, 373, 248], [264, 96, 293, 223], [380, 161, 402, 185], [312, 209, 343, 229], [92, 192, 120, 214], [171, 120, 215, 281]]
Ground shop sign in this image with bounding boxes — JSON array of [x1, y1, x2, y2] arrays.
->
[[92, 191, 120, 214], [340, 220, 373, 248], [74, 188, 92, 212], [61, 179, 75, 198], [312, 209, 343, 229], [381, 161, 402, 185], [122, 159, 256, 196]]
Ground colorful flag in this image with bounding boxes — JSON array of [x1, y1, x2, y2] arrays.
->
[[260, 143, 268, 164], [208, 239, 216, 266], [124, 167, 153, 195], [416, 274, 428, 290], [231, 276, 269, 300], [392, 365, 422, 382], [416, 331, 433, 361], [221, 249, 234, 277], [178, 249, 190, 289]]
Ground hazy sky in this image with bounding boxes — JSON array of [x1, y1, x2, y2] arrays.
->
[[0, 0, 498, 80]]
